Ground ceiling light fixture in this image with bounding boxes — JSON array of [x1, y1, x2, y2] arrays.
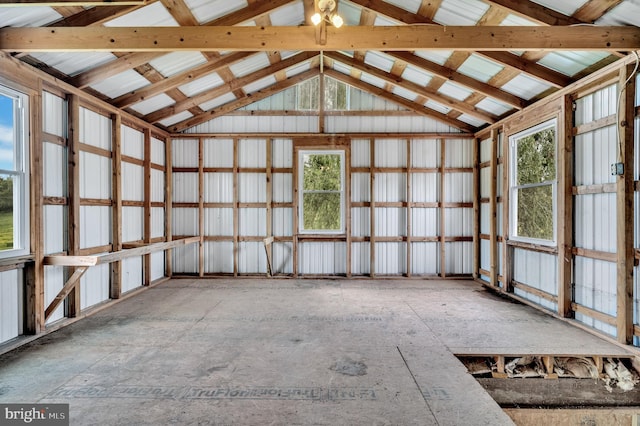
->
[[311, 0, 344, 29]]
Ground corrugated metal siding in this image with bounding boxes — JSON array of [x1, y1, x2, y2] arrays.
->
[[299, 242, 347, 275], [272, 242, 293, 274], [238, 139, 265, 167], [151, 208, 165, 239], [151, 137, 165, 166], [204, 173, 233, 203], [205, 208, 233, 236], [173, 244, 199, 274], [204, 138, 234, 167], [513, 248, 558, 311], [0, 6, 61, 27], [375, 139, 406, 167], [376, 208, 406, 237], [122, 257, 143, 293], [273, 174, 292, 203], [80, 152, 111, 199], [151, 169, 164, 202], [173, 208, 198, 236], [376, 242, 406, 275], [44, 266, 64, 324], [351, 173, 370, 202], [186, 116, 319, 133], [351, 243, 370, 275], [80, 206, 110, 248], [80, 108, 111, 149], [151, 252, 165, 282], [122, 126, 144, 159], [574, 256, 617, 337], [351, 139, 370, 167], [173, 173, 198, 203], [43, 92, 66, 137], [122, 207, 143, 242], [80, 262, 109, 310], [239, 208, 266, 236], [375, 174, 406, 202], [238, 174, 266, 203], [43, 143, 65, 198], [411, 209, 438, 236], [44, 205, 65, 254], [411, 243, 438, 275], [411, 139, 439, 167], [0, 269, 22, 344], [327, 116, 459, 133], [445, 242, 473, 274], [204, 242, 234, 273], [238, 242, 267, 274]]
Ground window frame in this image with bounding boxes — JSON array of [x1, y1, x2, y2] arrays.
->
[[298, 149, 346, 235], [509, 118, 557, 246], [0, 85, 29, 259]]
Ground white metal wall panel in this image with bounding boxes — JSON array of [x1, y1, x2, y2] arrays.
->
[[445, 242, 473, 274], [173, 244, 199, 274], [80, 206, 110, 248], [444, 208, 473, 236], [512, 248, 558, 311], [238, 174, 266, 203], [151, 137, 165, 165], [238, 242, 267, 274], [238, 139, 266, 167], [375, 139, 406, 167], [351, 139, 370, 167], [203, 138, 233, 167], [121, 125, 144, 159], [444, 173, 473, 203], [42, 91, 66, 137], [480, 203, 490, 235], [44, 266, 64, 324], [351, 173, 369, 203], [273, 174, 292, 202], [351, 207, 370, 237], [299, 242, 347, 275], [151, 207, 164, 239], [204, 208, 233, 236], [204, 173, 233, 203], [480, 239, 490, 277], [574, 256, 617, 336], [122, 162, 144, 201], [272, 139, 292, 168], [411, 139, 439, 168], [479, 167, 490, 198], [273, 208, 292, 236], [0, 269, 22, 343], [445, 139, 472, 167], [411, 173, 438, 202], [376, 242, 406, 275], [44, 205, 65, 254], [272, 242, 293, 274], [122, 256, 143, 293], [151, 169, 164, 202], [185, 116, 318, 133], [574, 127, 616, 186], [43, 143, 65, 197], [374, 173, 406, 202], [80, 152, 111, 199], [173, 138, 199, 167], [172, 208, 198, 236], [80, 107, 111, 149], [239, 208, 266, 236], [80, 262, 109, 310], [327, 116, 459, 134], [172, 173, 198, 203], [574, 84, 617, 126], [479, 138, 491, 163], [351, 243, 370, 275], [122, 206, 144, 242], [574, 193, 616, 252], [375, 208, 406, 236], [411, 208, 437, 236], [204, 241, 233, 273], [151, 252, 165, 282], [411, 242, 438, 275]]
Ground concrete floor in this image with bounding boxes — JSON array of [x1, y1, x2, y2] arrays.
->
[[0, 279, 635, 425]]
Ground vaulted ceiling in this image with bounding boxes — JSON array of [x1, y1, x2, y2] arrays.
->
[[1, 0, 639, 133]]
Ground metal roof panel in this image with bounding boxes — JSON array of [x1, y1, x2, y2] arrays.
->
[[437, 81, 473, 101], [29, 52, 117, 77], [229, 53, 272, 78], [339, 1, 363, 26], [0, 6, 61, 27], [269, 1, 305, 26], [457, 113, 487, 127], [159, 111, 194, 127], [383, 0, 422, 14], [129, 93, 176, 116], [364, 51, 396, 73], [90, 69, 151, 99], [500, 73, 553, 100], [401, 65, 433, 86], [457, 54, 504, 83], [474, 97, 512, 116], [424, 99, 451, 114], [179, 72, 225, 97], [148, 52, 208, 78], [184, 0, 248, 25], [243, 75, 277, 93], [414, 50, 453, 66], [538, 51, 610, 77], [200, 92, 237, 111], [104, 2, 178, 27], [433, 0, 490, 25], [500, 13, 539, 26], [596, 1, 640, 26], [392, 85, 418, 101], [530, 0, 590, 17]]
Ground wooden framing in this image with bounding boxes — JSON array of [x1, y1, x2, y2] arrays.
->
[[489, 130, 499, 288], [439, 139, 446, 278], [198, 137, 204, 277], [369, 138, 376, 278], [143, 128, 152, 285], [110, 113, 123, 299], [165, 136, 173, 277], [406, 139, 412, 277], [67, 94, 81, 317]]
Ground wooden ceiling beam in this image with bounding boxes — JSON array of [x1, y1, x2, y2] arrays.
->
[[573, 0, 624, 23], [324, 51, 497, 123], [347, 0, 435, 24], [169, 68, 318, 132], [483, 0, 582, 26], [203, 0, 295, 26], [145, 51, 317, 123], [478, 51, 572, 88], [3, 26, 638, 52], [70, 52, 164, 88], [385, 51, 525, 109], [324, 68, 475, 132], [49, 4, 146, 26]]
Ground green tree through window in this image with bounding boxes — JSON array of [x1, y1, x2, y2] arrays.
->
[[300, 151, 344, 232], [510, 121, 556, 242]]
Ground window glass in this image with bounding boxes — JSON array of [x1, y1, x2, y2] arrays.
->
[[299, 151, 344, 233]]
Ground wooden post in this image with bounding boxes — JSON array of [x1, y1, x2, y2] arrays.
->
[[406, 138, 412, 277], [439, 138, 446, 277], [345, 141, 352, 277], [472, 137, 480, 280], [501, 125, 512, 293], [266, 138, 273, 276], [26, 81, 44, 333], [318, 74, 325, 133], [233, 138, 239, 277], [557, 96, 574, 317], [292, 143, 299, 277], [165, 137, 173, 277], [110, 113, 122, 299], [489, 130, 499, 287], [369, 138, 376, 277], [615, 64, 635, 345], [66, 94, 81, 317], [198, 137, 204, 277], [143, 128, 151, 286]]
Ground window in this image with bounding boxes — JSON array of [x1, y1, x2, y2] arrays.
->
[[0, 86, 29, 258], [509, 119, 557, 244], [299, 150, 345, 233], [296, 76, 349, 111], [297, 77, 319, 110]]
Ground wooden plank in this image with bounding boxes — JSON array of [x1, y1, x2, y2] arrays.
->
[[42, 196, 67, 205], [489, 130, 499, 287], [370, 138, 376, 278], [44, 267, 88, 321], [44, 256, 98, 267], [571, 302, 617, 326], [506, 239, 559, 255], [473, 138, 480, 279], [292, 143, 299, 278], [501, 123, 512, 293], [198, 137, 204, 278], [573, 114, 616, 135], [233, 138, 239, 277], [4, 26, 639, 52], [616, 64, 635, 344], [266, 138, 273, 277], [121, 154, 144, 166], [79, 142, 111, 158], [165, 137, 172, 277], [67, 94, 81, 318], [80, 198, 112, 206], [573, 183, 616, 195], [143, 129, 152, 286], [93, 237, 200, 264], [572, 247, 617, 263], [558, 95, 574, 318], [512, 280, 557, 302], [346, 143, 352, 278], [406, 139, 411, 277], [440, 138, 446, 278]]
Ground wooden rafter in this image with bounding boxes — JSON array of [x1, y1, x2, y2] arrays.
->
[[3, 26, 638, 52], [169, 68, 319, 132], [324, 68, 475, 132], [324, 51, 497, 123], [348, 0, 435, 24], [2, 0, 147, 5], [483, 0, 582, 25], [146, 51, 317, 123], [573, 0, 624, 22]]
